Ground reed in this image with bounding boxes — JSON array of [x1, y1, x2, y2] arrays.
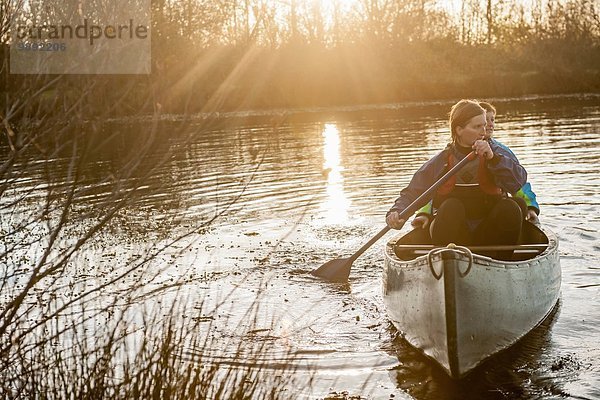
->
[[1, 293, 299, 399]]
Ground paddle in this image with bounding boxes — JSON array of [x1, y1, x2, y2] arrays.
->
[[311, 150, 477, 282]]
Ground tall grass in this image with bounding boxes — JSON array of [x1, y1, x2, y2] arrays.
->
[[2, 294, 300, 399]]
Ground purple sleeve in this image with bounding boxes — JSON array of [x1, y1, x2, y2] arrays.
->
[[387, 153, 445, 216], [487, 142, 528, 194]]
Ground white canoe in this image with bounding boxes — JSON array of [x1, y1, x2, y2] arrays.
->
[[382, 221, 561, 379]]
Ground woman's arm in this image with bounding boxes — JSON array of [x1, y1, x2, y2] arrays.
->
[[487, 142, 528, 194]]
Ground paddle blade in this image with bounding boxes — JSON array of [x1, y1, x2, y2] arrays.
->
[[311, 258, 353, 282]]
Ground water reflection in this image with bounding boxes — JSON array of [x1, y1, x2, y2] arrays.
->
[[320, 123, 350, 223]]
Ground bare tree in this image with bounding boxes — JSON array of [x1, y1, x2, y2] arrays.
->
[[486, 0, 493, 43]]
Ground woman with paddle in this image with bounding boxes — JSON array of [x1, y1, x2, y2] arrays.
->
[[386, 99, 527, 252], [312, 99, 527, 281]]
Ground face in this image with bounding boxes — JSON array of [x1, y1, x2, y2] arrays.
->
[[456, 113, 486, 147], [484, 111, 495, 138]]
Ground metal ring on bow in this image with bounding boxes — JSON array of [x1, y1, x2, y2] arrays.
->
[[427, 243, 474, 279], [427, 247, 445, 280]]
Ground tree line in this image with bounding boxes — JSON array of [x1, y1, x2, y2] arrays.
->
[[1, 0, 599, 118], [149, 0, 599, 47]]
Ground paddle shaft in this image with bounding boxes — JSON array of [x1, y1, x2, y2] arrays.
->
[[347, 151, 476, 264]]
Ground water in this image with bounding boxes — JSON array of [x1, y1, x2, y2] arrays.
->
[[3, 95, 600, 399]]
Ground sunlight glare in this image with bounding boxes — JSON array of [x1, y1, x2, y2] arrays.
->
[[320, 123, 350, 224]]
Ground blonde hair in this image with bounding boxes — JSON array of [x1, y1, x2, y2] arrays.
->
[[449, 100, 485, 143], [479, 101, 496, 115]]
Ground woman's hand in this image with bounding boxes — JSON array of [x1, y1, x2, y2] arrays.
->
[[472, 139, 493, 160], [526, 209, 539, 224], [411, 214, 431, 229], [386, 211, 406, 230]]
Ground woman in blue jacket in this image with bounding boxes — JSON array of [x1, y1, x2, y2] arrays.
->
[[386, 99, 527, 250], [479, 101, 540, 224]]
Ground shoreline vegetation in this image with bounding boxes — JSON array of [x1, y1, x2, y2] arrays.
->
[[1, 0, 600, 119], [0, 98, 304, 397]]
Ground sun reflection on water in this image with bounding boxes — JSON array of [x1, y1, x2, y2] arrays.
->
[[320, 123, 350, 223]]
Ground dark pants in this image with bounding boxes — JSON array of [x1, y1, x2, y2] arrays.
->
[[429, 197, 523, 259]]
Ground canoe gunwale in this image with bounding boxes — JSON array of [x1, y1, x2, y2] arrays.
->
[[387, 220, 557, 266], [385, 223, 559, 269]]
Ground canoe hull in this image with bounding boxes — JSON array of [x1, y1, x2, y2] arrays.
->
[[382, 225, 561, 378]]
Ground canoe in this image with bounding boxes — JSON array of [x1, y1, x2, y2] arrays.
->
[[382, 221, 561, 379]]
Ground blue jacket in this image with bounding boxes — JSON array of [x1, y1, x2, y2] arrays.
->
[[490, 139, 540, 214], [388, 142, 527, 217]]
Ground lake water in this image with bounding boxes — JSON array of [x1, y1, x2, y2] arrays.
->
[[3, 95, 600, 399]]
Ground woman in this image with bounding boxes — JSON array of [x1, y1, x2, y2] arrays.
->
[[479, 101, 540, 224], [386, 100, 527, 252]]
